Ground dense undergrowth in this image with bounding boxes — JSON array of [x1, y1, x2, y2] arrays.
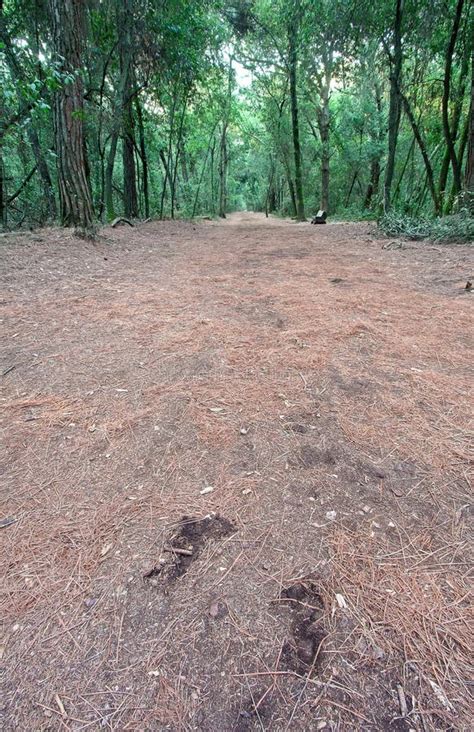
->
[[378, 210, 474, 244]]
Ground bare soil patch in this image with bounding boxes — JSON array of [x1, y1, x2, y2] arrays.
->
[[1, 213, 472, 730]]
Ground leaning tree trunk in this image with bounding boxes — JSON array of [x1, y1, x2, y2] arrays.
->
[[49, 0, 94, 231], [288, 7, 305, 221], [384, 0, 404, 212], [438, 32, 470, 207], [400, 90, 440, 214]]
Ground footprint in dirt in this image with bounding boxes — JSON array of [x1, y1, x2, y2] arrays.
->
[[277, 579, 326, 676], [144, 513, 236, 586], [232, 581, 327, 730], [289, 444, 337, 469]]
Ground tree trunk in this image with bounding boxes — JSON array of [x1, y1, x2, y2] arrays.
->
[[288, 6, 305, 221], [0, 152, 5, 228], [192, 123, 219, 217], [49, 0, 94, 231], [122, 104, 138, 218], [96, 41, 118, 221], [159, 148, 173, 219], [160, 94, 177, 219], [105, 130, 119, 221], [119, 0, 138, 219], [442, 0, 465, 198], [364, 160, 381, 209], [465, 46, 474, 211], [393, 135, 415, 204], [345, 170, 359, 207], [265, 158, 276, 215], [218, 120, 228, 218], [218, 60, 233, 218], [210, 140, 216, 214], [269, 189, 277, 212], [384, 0, 404, 212], [171, 95, 188, 218], [0, 1, 6, 227], [28, 128, 57, 221], [364, 81, 383, 210], [317, 92, 330, 212], [400, 91, 440, 214], [103, 5, 137, 222], [135, 94, 149, 218], [180, 142, 189, 185], [438, 34, 470, 206], [283, 156, 297, 217], [315, 50, 333, 213]]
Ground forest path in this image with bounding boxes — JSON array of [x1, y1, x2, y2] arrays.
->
[[220, 211, 298, 226], [1, 219, 472, 730]]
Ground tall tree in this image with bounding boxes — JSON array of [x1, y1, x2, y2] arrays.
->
[[384, 0, 404, 212], [442, 0, 466, 199], [119, 0, 138, 219], [218, 59, 234, 218], [287, 3, 305, 220], [49, 0, 94, 231], [438, 32, 470, 207], [465, 45, 474, 210], [364, 80, 384, 209]]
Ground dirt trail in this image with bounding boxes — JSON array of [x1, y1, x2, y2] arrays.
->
[[1, 215, 472, 730], [220, 211, 299, 226]]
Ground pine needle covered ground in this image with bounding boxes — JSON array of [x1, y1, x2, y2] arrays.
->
[[1, 214, 472, 730]]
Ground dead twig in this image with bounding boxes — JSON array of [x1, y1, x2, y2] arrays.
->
[[163, 543, 193, 557]]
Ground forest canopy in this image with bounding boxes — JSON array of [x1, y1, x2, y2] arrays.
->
[[0, 0, 473, 233]]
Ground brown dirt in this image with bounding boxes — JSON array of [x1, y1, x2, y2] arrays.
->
[[0, 212, 472, 730]]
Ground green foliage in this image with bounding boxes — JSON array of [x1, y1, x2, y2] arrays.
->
[[379, 210, 474, 244], [0, 0, 473, 229], [378, 212, 432, 239], [430, 211, 474, 244]]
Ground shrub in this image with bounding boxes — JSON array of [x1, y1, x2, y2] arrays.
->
[[378, 212, 431, 240], [430, 211, 474, 244], [378, 210, 474, 244]]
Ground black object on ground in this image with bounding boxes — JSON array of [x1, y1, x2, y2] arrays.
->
[[311, 210, 327, 224]]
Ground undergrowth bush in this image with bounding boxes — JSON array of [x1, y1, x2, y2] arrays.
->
[[430, 211, 474, 244], [379, 210, 474, 244], [378, 212, 431, 240]]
